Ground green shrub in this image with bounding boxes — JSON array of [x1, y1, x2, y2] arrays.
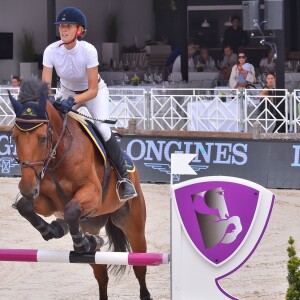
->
[[286, 237, 300, 299], [20, 28, 36, 62]]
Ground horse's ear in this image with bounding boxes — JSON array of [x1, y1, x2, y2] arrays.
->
[[37, 92, 47, 115], [7, 90, 23, 116]]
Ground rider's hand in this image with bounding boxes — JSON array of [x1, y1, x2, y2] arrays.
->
[[48, 95, 56, 104], [54, 97, 76, 114]]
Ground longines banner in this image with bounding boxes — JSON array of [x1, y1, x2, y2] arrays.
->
[[118, 135, 300, 189], [1, 131, 300, 188]]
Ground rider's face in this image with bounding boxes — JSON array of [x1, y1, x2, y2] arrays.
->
[[58, 24, 78, 42]]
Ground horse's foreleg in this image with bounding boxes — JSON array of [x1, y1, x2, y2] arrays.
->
[[111, 202, 151, 300], [64, 201, 104, 253], [16, 197, 69, 240]]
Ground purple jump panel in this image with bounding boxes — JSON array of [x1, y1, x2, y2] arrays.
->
[[0, 249, 38, 262]]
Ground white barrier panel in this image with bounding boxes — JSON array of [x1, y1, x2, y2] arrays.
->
[[171, 154, 274, 299]]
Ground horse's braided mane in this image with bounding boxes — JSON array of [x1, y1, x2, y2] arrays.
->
[[18, 78, 49, 103]]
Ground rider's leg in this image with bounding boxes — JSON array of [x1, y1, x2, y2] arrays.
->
[[97, 123, 137, 200], [83, 81, 137, 200]]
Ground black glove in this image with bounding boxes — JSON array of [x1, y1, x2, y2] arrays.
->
[[48, 95, 56, 104], [53, 97, 76, 114]]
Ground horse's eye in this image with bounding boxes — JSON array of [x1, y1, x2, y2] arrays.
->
[[40, 136, 47, 143]]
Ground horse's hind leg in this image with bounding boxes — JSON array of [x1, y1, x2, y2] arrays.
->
[[16, 197, 69, 240], [128, 235, 151, 300], [90, 264, 109, 300], [111, 198, 151, 300], [80, 216, 109, 300]]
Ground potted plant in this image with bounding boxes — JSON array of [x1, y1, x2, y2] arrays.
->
[[19, 28, 38, 79], [286, 236, 300, 299], [131, 75, 140, 86], [102, 12, 120, 67]]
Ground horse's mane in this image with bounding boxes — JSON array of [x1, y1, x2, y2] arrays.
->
[[18, 78, 49, 103]]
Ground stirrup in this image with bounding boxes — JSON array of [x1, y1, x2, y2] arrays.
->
[[116, 178, 137, 202]]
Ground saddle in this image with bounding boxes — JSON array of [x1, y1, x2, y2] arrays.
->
[[72, 116, 135, 172]]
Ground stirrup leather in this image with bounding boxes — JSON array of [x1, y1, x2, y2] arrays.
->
[[116, 178, 137, 202]]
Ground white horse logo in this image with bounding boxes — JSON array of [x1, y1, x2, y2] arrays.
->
[[193, 187, 243, 249]]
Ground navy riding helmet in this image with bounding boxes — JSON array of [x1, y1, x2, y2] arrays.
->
[[55, 7, 87, 30]]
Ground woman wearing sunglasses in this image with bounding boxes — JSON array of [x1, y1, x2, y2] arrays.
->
[[229, 51, 256, 89]]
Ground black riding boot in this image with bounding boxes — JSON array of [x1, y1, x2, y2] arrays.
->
[[105, 134, 137, 201]]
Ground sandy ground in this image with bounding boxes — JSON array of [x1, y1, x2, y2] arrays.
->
[[0, 177, 299, 299]]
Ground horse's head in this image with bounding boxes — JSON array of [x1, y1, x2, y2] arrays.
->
[[9, 78, 51, 200], [204, 187, 229, 220]]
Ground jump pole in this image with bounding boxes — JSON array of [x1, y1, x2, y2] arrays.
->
[[0, 249, 169, 266]]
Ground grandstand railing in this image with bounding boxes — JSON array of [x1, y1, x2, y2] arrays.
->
[[0, 87, 297, 133]]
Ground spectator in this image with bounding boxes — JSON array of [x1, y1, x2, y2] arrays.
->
[[196, 46, 216, 71], [259, 47, 276, 75], [172, 40, 197, 73], [259, 71, 276, 113], [259, 72, 285, 133], [229, 50, 255, 89], [11, 75, 22, 87], [222, 15, 249, 53], [219, 44, 238, 84]]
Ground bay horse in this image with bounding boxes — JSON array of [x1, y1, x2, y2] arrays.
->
[[8, 79, 151, 300]]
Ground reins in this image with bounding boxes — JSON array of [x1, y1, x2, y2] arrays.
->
[[41, 114, 73, 178], [10, 113, 73, 182]]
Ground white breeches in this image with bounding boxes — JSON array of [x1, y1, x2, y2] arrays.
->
[[56, 79, 112, 142]]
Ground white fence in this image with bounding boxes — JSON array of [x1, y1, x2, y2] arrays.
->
[[0, 87, 296, 133]]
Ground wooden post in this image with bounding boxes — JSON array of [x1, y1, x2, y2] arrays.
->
[[253, 121, 261, 139]]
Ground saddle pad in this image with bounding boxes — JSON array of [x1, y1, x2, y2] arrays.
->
[[74, 117, 135, 172], [77, 118, 107, 165]]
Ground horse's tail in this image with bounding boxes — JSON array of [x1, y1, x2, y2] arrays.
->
[[105, 215, 131, 276]]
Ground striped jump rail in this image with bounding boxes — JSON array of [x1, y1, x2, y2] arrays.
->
[[0, 249, 170, 266]]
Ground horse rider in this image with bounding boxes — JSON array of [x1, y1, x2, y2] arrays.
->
[[42, 6, 137, 200]]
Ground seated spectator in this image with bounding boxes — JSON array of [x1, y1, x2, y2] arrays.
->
[[196, 47, 216, 71], [219, 44, 238, 84], [172, 40, 197, 73], [229, 50, 256, 89], [259, 47, 276, 75], [10, 75, 22, 87]]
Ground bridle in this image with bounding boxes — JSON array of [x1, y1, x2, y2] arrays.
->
[[9, 113, 73, 181]]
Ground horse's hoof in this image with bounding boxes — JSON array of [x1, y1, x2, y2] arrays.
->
[[73, 243, 90, 253], [86, 233, 105, 251], [52, 219, 70, 238], [73, 234, 105, 253]]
